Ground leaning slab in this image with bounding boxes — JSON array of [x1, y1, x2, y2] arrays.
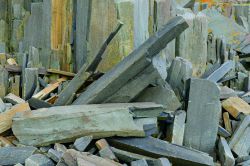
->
[[218, 137, 235, 166], [184, 78, 221, 154], [0, 146, 37, 165], [134, 84, 181, 111], [229, 115, 250, 157], [73, 16, 188, 104], [108, 137, 213, 166], [12, 104, 145, 146]]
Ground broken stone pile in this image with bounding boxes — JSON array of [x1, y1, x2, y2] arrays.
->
[[1, 0, 250, 166]]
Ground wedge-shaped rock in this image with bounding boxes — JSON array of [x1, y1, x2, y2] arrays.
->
[[12, 104, 145, 146], [104, 64, 163, 103], [218, 137, 235, 166], [184, 78, 221, 154], [166, 110, 186, 145], [167, 57, 192, 99], [108, 137, 214, 166], [222, 97, 250, 119], [73, 16, 188, 105], [0, 146, 37, 165], [134, 84, 181, 111], [62, 149, 123, 166], [229, 115, 250, 157]]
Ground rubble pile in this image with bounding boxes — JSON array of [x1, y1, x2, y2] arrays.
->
[[0, 0, 250, 166]]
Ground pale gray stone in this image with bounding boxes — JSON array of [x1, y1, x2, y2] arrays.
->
[[0, 146, 37, 165], [184, 78, 221, 154], [25, 154, 54, 166], [218, 137, 235, 166], [47, 148, 62, 162], [166, 110, 186, 145], [74, 136, 93, 152], [229, 116, 250, 157], [131, 159, 148, 166], [135, 84, 181, 111]]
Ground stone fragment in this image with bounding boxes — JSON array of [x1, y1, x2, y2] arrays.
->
[[104, 64, 164, 103], [184, 78, 221, 154], [4, 93, 25, 105], [229, 115, 250, 157], [22, 68, 39, 100], [74, 136, 93, 152], [12, 105, 144, 146], [47, 148, 62, 162], [167, 57, 192, 99], [218, 126, 231, 138], [0, 67, 8, 98], [223, 112, 232, 134], [0, 146, 37, 165], [131, 159, 148, 166], [54, 143, 67, 153], [109, 137, 214, 166], [25, 154, 54, 166], [220, 86, 237, 100], [218, 137, 235, 166], [135, 84, 181, 111], [110, 147, 154, 163], [222, 97, 250, 119], [151, 158, 172, 166], [166, 110, 186, 145], [0, 98, 5, 112], [205, 61, 235, 83]]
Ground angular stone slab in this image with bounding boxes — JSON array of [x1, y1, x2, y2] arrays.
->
[[167, 57, 192, 99], [222, 97, 250, 119], [205, 61, 235, 83], [22, 68, 39, 100], [25, 154, 54, 166], [12, 105, 145, 146], [110, 147, 154, 163], [74, 136, 93, 152], [229, 115, 250, 157], [134, 84, 181, 111], [218, 137, 235, 166], [131, 159, 148, 166], [0, 146, 37, 165], [108, 137, 214, 166], [184, 78, 221, 154], [104, 64, 163, 103], [166, 110, 186, 145], [4, 93, 25, 105], [73, 16, 189, 105]]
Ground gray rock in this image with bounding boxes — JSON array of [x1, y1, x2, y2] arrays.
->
[[131, 159, 148, 166], [134, 84, 181, 111], [0, 98, 6, 112], [167, 57, 192, 99], [229, 116, 250, 157], [47, 148, 62, 162], [54, 143, 67, 153], [184, 78, 221, 154], [218, 137, 235, 166], [25, 154, 54, 166], [0, 146, 37, 165], [166, 110, 186, 145], [22, 68, 39, 100], [4, 93, 25, 105], [151, 158, 172, 166], [74, 136, 93, 152]]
